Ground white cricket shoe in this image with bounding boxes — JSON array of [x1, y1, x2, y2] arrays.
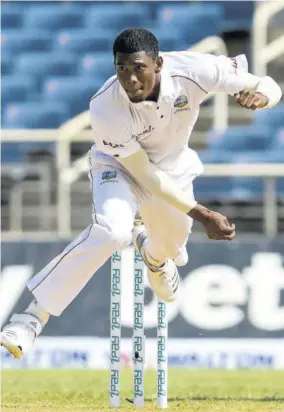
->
[[0, 313, 43, 359], [133, 216, 180, 303]]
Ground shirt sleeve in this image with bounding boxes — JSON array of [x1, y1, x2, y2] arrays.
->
[[190, 53, 249, 95], [89, 99, 140, 159]]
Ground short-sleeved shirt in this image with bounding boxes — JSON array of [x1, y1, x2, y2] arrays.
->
[[89, 51, 248, 182]]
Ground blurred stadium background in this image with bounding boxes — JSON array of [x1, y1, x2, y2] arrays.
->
[[1, 0, 284, 373]]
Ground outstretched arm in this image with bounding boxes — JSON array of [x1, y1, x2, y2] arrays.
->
[[186, 53, 282, 109]]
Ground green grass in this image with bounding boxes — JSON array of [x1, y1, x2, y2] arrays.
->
[[1, 370, 284, 411]]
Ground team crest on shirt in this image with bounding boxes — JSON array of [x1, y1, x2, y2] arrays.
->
[[174, 95, 188, 108], [102, 171, 117, 180], [173, 95, 190, 114], [101, 171, 118, 185]]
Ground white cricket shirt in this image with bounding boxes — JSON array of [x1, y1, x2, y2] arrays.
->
[[89, 51, 248, 183]]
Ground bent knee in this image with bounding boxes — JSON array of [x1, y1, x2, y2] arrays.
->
[[95, 213, 134, 247]]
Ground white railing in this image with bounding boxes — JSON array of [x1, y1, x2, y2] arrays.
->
[[253, 1, 284, 76]]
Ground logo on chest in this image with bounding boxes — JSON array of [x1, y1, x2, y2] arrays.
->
[[174, 95, 190, 114]]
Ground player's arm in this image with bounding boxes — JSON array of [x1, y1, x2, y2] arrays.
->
[[118, 148, 235, 241], [193, 53, 282, 110], [118, 147, 197, 213]]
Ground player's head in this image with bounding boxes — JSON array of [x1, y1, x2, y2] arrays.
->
[[113, 28, 163, 103]]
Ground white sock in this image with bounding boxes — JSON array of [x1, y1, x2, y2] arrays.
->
[[25, 300, 50, 326]]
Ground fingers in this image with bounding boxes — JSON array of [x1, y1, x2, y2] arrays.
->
[[207, 231, 236, 241], [245, 94, 257, 108], [223, 231, 236, 241], [235, 91, 247, 106], [220, 223, 235, 234], [220, 220, 235, 240], [234, 91, 269, 110], [241, 92, 251, 106], [205, 213, 236, 241], [223, 217, 235, 229], [235, 91, 255, 108]]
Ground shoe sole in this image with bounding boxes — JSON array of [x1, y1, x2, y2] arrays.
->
[[0, 335, 23, 359]]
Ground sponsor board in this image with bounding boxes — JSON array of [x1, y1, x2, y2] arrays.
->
[[1, 239, 284, 337], [118, 250, 284, 333], [1, 337, 284, 370]]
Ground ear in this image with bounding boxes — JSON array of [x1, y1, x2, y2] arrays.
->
[[155, 56, 163, 74]]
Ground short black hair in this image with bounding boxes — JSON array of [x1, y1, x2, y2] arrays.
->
[[113, 28, 159, 60]]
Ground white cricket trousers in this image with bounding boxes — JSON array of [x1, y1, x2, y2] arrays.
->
[[27, 160, 195, 316]]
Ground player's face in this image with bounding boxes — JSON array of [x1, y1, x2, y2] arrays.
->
[[115, 52, 163, 103]]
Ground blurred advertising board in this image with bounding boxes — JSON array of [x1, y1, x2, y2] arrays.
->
[[1, 237, 284, 339], [1, 338, 284, 369]]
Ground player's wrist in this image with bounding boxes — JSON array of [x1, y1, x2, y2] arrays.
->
[[187, 203, 212, 222]]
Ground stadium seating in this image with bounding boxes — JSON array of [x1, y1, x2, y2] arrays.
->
[[3, 102, 70, 128], [78, 53, 115, 81], [208, 126, 273, 152], [53, 29, 114, 53], [230, 150, 284, 202], [145, 27, 187, 51], [2, 76, 37, 106], [194, 150, 232, 201], [157, 4, 223, 44], [252, 104, 284, 131], [273, 128, 284, 150], [42, 76, 101, 116], [85, 4, 150, 31], [1, 53, 13, 75], [14, 53, 76, 88], [0, 0, 279, 148], [1, 8, 23, 29], [0, 0, 257, 131], [23, 5, 85, 30], [216, 0, 255, 33], [2, 30, 52, 53]]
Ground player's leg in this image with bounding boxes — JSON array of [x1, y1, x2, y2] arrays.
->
[[133, 181, 195, 302], [140, 199, 192, 264], [28, 166, 136, 315], [0, 166, 137, 358]]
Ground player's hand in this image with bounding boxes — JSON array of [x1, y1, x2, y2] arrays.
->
[[188, 204, 236, 241], [201, 210, 235, 240], [234, 91, 269, 110]]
